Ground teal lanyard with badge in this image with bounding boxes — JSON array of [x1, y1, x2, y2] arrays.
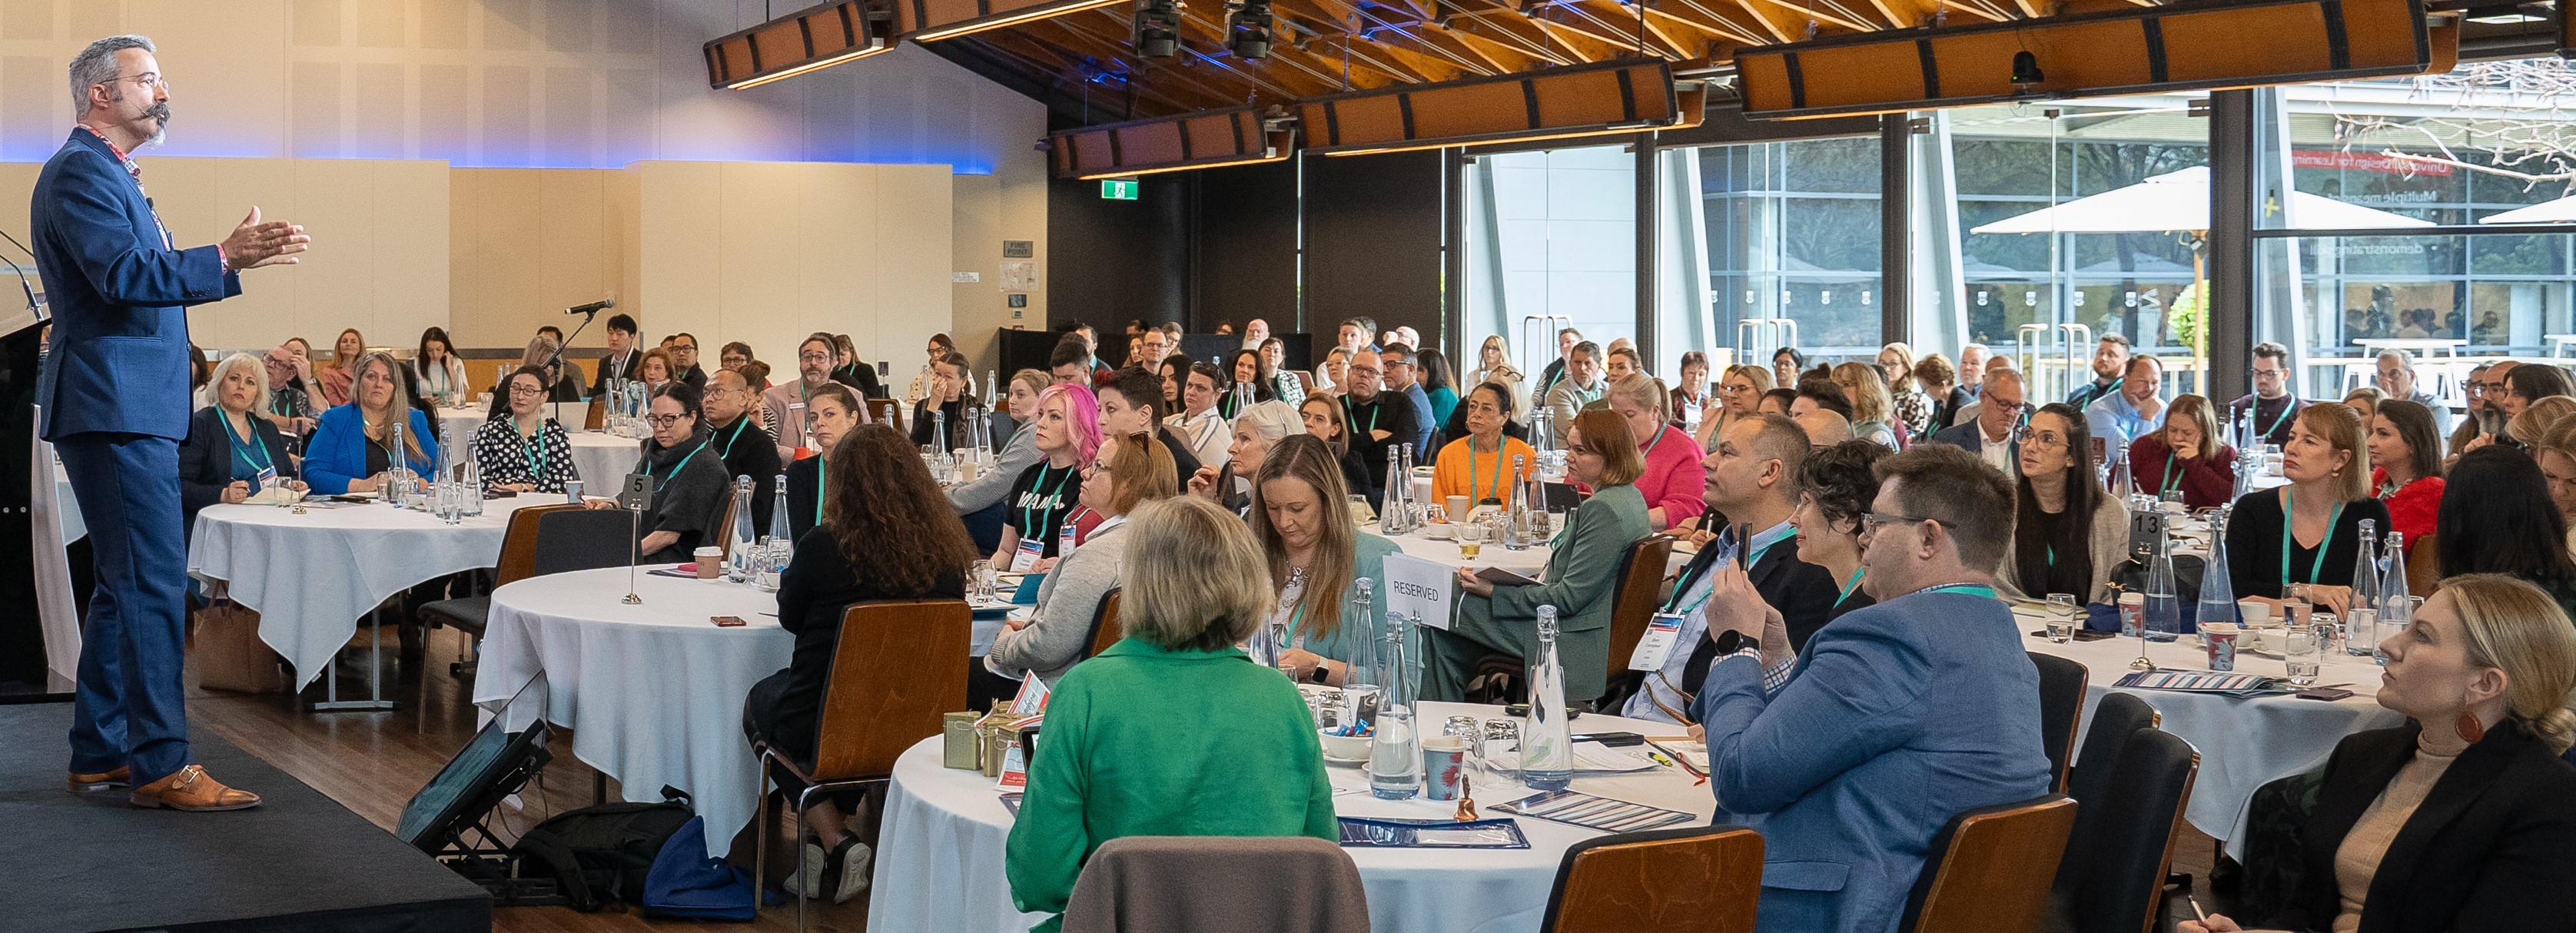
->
[[523, 428, 549, 484], [2278, 487, 2344, 586]]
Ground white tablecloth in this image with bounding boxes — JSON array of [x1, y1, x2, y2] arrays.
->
[[188, 496, 554, 688], [478, 566, 789, 856], [1371, 521, 1555, 576], [870, 701, 1713, 933], [433, 405, 486, 454], [568, 431, 643, 496], [2019, 612, 2398, 854]]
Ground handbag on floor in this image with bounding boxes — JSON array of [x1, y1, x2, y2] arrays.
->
[[510, 787, 695, 912], [193, 599, 288, 694]]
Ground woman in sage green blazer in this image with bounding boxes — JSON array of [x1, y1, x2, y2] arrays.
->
[[1429, 409, 1652, 706], [1005, 496, 1337, 933], [1256, 435, 1403, 684]]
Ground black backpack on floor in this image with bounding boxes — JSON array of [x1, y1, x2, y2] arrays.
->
[[510, 786, 695, 911]]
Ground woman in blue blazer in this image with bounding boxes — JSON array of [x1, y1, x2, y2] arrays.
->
[[1254, 435, 1401, 685], [179, 353, 302, 530], [304, 352, 437, 495]]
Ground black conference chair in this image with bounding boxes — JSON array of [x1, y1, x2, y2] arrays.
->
[[2030, 652, 2089, 794], [2066, 691, 2158, 809], [529, 506, 642, 576], [2051, 728, 2201, 933]]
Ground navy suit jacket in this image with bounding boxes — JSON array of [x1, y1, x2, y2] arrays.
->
[[1927, 420, 2017, 461], [1695, 589, 2051, 933], [33, 129, 239, 442]]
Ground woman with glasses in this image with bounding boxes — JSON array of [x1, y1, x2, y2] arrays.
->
[[1261, 435, 1399, 686], [304, 351, 437, 494], [782, 381, 866, 543], [1697, 364, 1775, 454], [180, 353, 304, 530], [988, 430, 1177, 690], [1428, 409, 1653, 705], [1771, 347, 1806, 393], [2000, 403, 2131, 603], [1187, 400, 1300, 515], [988, 383, 1099, 573], [2226, 403, 2393, 616], [473, 365, 578, 495], [1315, 347, 1352, 399], [2127, 394, 2239, 510], [2448, 363, 2497, 458], [1877, 343, 1934, 437], [585, 382, 731, 563]]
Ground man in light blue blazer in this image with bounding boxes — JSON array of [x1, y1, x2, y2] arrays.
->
[[39, 35, 307, 811], [1693, 443, 2050, 933]]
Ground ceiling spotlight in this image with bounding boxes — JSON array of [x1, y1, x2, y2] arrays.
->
[[1133, 0, 1181, 58], [1225, 0, 1274, 58], [2009, 50, 2044, 87]]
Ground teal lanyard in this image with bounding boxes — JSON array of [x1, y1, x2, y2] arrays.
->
[[2279, 488, 2345, 586], [225, 417, 273, 476], [1831, 566, 1867, 610], [1345, 396, 1378, 434], [2259, 399, 2295, 441], [2159, 453, 2185, 497], [1915, 583, 2000, 599], [815, 455, 827, 526], [522, 427, 549, 483], [1021, 463, 1061, 536], [1464, 437, 1508, 503], [648, 440, 709, 493], [715, 418, 745, 458]]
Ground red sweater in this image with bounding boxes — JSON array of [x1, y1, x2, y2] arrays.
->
[[1635, 424, 1708, 527], [2369, 468, 2443, 551], [2126, 434, 2239, 509]]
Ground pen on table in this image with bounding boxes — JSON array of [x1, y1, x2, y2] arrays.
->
[[2188, 895, 2209, 923], [1645, 750, 1675, 769]]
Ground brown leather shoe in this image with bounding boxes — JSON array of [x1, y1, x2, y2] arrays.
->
[[128, 765, 261, 812], [67, 765, 131, 793]]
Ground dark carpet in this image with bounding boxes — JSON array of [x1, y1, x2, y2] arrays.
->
[[0, 701, 490, 933]]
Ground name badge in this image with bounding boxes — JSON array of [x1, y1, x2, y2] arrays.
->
[[1629, 613, 1686, 671], [255, 465, 279, 491], [1059, 520, 1080, 556], [1011, 537, 1045, 573]]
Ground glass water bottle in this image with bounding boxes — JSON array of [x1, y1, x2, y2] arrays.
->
[[727, 476, 756, 583], [1343, 579, 1383, 733], [1368, 615, 1421, 799], [2195, 506, 2239, 629], [1522, 605, 1574, 791], [2345, 519, 2381, 656]]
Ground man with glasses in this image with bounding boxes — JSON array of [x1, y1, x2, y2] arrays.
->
[[2228, 341, 2306, 447], [260, 344, 320, 436], [2455, 361, 2500, 452], [2372, 350, 2451, 435], [669, 332, 706, 389], [1380, 343, 1436, 455], [1340, 350, 1417, 500], [1928, 367, 2025, 478], [1625, 414, 1838, 725], [43, 34, 310, 812], [1692, 443, 2048, 933], [702, 369, 781, 523], [763, 332, 869, 462]]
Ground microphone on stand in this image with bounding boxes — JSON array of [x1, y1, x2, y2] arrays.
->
[[565, 299, 614, 316], [0, 228, 45, 317]]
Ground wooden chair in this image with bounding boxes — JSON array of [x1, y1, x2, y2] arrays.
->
[[2029, 652, 2090, 794], [583, 398, 605, 430], [709, 493, 738, 560], [415, 503, 582, 732], [1902, 795, 2080, 933], [2404, 533, 2440, 597], [1598, 535, 1677, 704], [1539, 825, 1764, 933], [868, 397, 904, 433], [753, 599, 971, 927], [2052, 729, 2201, 933], [1078, 589, 1125, 662]]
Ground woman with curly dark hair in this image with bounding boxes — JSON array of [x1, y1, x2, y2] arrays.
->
[[745, 422, 977, 902], [1792, 440, 1893, 624]]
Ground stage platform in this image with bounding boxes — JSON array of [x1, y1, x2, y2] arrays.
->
[[0, 700, 491, 933]]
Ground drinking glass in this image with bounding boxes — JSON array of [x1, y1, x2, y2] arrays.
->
[[971, 559, 996, 604], [2284, 623, 2325, 687], [1457, 521, 1486, 559], [2045, 593, 2080, 643]]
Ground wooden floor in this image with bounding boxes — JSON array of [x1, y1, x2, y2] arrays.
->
[[185, 625, 870, 933]]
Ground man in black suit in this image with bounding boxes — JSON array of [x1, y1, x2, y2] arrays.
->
[[1341, 349, 1419, 503], [588, 312, 643, 397], [670, 331, 708, 389], [1623, 413, 1838, 723], [702, 369, 782, 529]]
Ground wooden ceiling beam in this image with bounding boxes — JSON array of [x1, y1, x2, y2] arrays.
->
[[1445, 8, 1612, 62]]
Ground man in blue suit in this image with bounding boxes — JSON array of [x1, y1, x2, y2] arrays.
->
[[41, 35, 307, 811], [1693, 443, 2050, 933], [1925, 364, 2024, 480]]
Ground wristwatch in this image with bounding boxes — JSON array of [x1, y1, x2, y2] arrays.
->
[[1306, 662, 1333, 684], [1711, 629, 1758, 656]]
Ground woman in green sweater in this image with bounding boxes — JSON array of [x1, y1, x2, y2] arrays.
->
[[1005, 496, 1338, 933]]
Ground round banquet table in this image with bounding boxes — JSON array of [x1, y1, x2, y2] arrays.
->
[[187, 495, 558, 689], [2015, 606, 2400, 857], [433, 405, 487, 452], [868, 700, 1715, 933], [1367, 520, 1554, 576], [476, 566, 1018, 857], [566, 430, 643, 496]]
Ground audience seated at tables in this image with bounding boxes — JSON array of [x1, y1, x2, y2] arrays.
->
[[765, 333, 857, 460], [316, 327, 364, 407], [1929, 366, 2026, 478], [635, 347, 675, 397], [1098, 367, 1200, 493], [1432, 383, 1536, 512], [1914, 352, 1967, 434], [988, 383, 1097, 573], [1255, 435, 1399, 686], [1627, 414, 1840, 725], [1259, 337, 1304, 407], [1877, 343, 1933, 437], [1340, 350, 1420, 496], [2066, 332, 2130, 412], [413, 327, 468, 402], [2127, 393, 2239, 509], [180, 352, 303, 528], [910, 351, 972, 450], [783, 382, 867, 544], [1999, 403, 2131, 603], [987, 430, 1177, 694], [1541, 341, 1608, 447], [700, 369, 782, 524], [1186, 400, 1299, 516], [304, 351, 437, 495], [1428, 409, 1653, 706], [742, 422, 973, 904], [2086, 354, 2166, 454], [1695, 441, 2049, 933], [2426, 447, 2576, 618], [470, 365, 579, 496], [1300, 395, 1377, 503], [951, 369, 1050, 518], [2183, 574, 2576, 933], [1217, 347, 1276, 420], [2226, 403, 2393, 615], [1167, 361, 1232, 469], [2373, 349, 2452, 436], [668, 332, 708, 389], [1609, 374, 1707, 532], [585, 382, 730, 564], [1828, 362, 1900, 449], [1699, 364, 1773, 454], [2367, 399, 2445, 553], [1377, 344, 1438, 457], [587, 313, 643, 393], [260, 344, 321, 437], [1006, 496, 1338, 933], [2232, 342, 2309, 448]]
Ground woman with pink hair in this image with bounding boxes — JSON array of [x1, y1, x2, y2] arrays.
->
[[988, 383, 1100, 573]]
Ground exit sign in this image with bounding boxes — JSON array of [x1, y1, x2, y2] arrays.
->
[[1100, 178, 1139, 201]]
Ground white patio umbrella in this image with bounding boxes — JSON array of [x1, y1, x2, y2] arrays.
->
[[1970, 166, 2432, 391], [2478, 194, 2576, 224]]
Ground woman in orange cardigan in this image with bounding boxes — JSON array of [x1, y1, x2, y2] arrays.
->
[[1431, 382, 1535, 512]]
